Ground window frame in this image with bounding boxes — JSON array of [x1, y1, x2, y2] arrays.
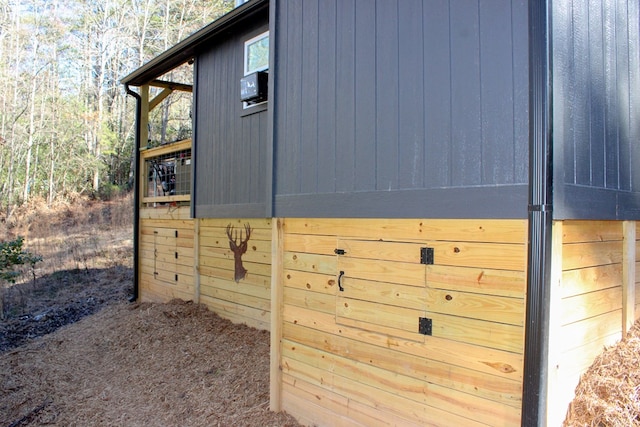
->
[[243, 31, 269, 76], [242, 31, 269, 111]]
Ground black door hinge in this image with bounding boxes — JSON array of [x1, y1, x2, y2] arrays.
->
[[419, 317, 432, 335], [420, 247, 434, 265], [334, 248, 346, 255]]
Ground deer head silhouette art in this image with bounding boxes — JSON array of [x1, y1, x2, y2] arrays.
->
[[226, 223, 252, 282]]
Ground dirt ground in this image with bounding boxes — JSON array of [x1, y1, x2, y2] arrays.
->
[[0, 296, 300, 426]]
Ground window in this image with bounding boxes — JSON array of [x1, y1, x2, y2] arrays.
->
[[244, 31, 269, 75], [235, 0, 249, 7], [243, 31, 269, 109]]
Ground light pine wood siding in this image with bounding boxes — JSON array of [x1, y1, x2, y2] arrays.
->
[[139, 207, 195, 302], [279, 218, 527, 426], [138, 208, 272, 330], [558, 221, 624, 369], [547, 220, 627, 426], [198, 218, 272, 330]]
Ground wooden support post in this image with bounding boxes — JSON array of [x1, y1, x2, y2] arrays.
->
[[623, 221, 636, 334], [270, 218, 284, 412], [545, 221, 565, 427], [193, 218, 201, 304], [140, 84, 150, 149]]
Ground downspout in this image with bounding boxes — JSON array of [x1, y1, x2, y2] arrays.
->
[[522, 1, 553, 426], [125, 84, 141, 302]]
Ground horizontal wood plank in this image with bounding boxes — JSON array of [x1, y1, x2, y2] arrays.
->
[[426, 289, 524, 326], [284, 287, 335, 314], [283, 252, 336, 275], [284, 218, 527, 243], [562, 241, 622, 270], [559, 309, 622, 352], [427, 265, 525, 298], [428, 312, 524, 353], [562, 220, 622, 243], [282, 375, 423, 427], [336, 296, 424, 337], [283, 323, 522, 407], [337, 277, 426, 310], [199, 294, 270, 330], [283, 269, 337, 295], [139, 206, 191, 220], [282, 350, 521, 426], [282, 305, 523, 381], [560, 287, 623, 326], [284, 233, 337, 255], [338, 257, 425, 287], [561, 263, 623, 298]]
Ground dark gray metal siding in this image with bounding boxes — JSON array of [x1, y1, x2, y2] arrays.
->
[[272, 0, 530, 218], [193, 14, 269, 218], [552, 0, 640, 219]]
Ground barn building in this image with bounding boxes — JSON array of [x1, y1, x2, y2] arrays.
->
[[121, 1, 640, 425]]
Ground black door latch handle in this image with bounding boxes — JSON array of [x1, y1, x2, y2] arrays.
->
[[338, 270, 345, 292]]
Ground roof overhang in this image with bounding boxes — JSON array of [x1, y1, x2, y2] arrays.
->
[[121, 0, 269, 87]]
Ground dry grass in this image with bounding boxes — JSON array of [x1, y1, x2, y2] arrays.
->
[[2, 193, 134, 274], [1, 194, 134, 319]]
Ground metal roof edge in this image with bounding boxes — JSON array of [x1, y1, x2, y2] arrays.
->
[[121, 0, 269, 86]]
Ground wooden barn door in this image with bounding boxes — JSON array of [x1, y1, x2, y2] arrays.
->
[[151, 227, 179, 285], [334, 234, 525, 353], [335, 238, 428, 342]]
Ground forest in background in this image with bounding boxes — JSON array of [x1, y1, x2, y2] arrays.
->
[[0, 0, 233, 216]]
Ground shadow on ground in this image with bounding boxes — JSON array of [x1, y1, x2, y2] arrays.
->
[[0, 266, 132, 352]]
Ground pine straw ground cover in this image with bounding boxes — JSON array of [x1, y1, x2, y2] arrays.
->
[[565, 320, 640, 426], [0, 300, 300, 427]]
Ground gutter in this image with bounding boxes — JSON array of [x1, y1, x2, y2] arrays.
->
[[522, 1, 553, 425], [120, 0, 269, 87], [125, 84, 141, 302]]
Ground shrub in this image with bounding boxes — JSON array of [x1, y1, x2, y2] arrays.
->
[[0, 236, 42, 319]]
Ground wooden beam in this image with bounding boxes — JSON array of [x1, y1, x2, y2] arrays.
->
[[623, 221, 636, 334], [270, 218, 284, 412], [140, 84, 150, 149], [150, 79, 193, 93], [149, 87, 173, 111], [141, 138, 191, 159], [139, 84, 150, 211], [141, 194, 191, 204]]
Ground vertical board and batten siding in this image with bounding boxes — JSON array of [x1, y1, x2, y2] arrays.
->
[[279, 218, 527, 427], [138, 209, 272, 331], [552, 0, 640, 219], [547, 221, 625, 426], [272, 0, 529, 219], [193, 12, 269, 218]]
